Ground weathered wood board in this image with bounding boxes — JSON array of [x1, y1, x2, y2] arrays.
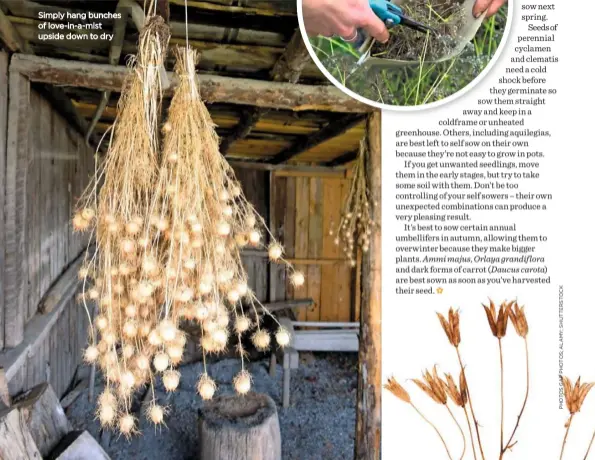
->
[[12, 382, 72, 457], [272, 173, 357, 323], [49, 430, 110, 460], [0, 76, 93, 399], [0, 407, 41, 459], [0, 51, 8, 350]]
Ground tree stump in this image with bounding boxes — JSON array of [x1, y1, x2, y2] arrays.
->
[[198, 393, 281, 460], [0, 407, 41, 459], [12, 382, 72, 457]]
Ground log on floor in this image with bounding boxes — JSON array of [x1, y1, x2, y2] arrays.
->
[[48, 430, 110, 460], [12, 382, 72, 457], [0, 407, 41, 459], [198, 393, 281, 460]]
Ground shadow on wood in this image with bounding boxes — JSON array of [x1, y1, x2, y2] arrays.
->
[[198, 393, 281, 460]]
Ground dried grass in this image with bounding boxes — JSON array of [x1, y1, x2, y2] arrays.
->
[[371, 0, 467, 61]]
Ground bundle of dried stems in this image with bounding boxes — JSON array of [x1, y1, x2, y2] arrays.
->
[[559, 376, 595, 460], [384, 299, 530, 460], [72, 18, 303, 436], [331, 140, 377, 266]]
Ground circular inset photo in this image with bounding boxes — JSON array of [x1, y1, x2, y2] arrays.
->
[[299, 0, 509, 108]]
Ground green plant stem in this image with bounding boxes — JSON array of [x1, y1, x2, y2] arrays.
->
[[446, 405, 466, 460], [410, 402, 453, 460], [499, 338, 505, 457], [463, 406, 478, 460], [456, 347, 486, 460], [500, 338, 530, 459], [583, 429, 595, 460], [560, 414, 574, 460]]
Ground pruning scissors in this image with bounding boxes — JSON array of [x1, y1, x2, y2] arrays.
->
[[349, 0, 437, 67]]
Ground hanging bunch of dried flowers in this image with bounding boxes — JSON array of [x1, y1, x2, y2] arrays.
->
[[559, 376, 595, 460], [331, 139, 377, 267], [148, 46, 300, 400], [72, 21, 303, 436], [73, 15, 171, 436]]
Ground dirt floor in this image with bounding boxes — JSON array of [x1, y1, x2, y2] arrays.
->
[[66, 352, 358, 460]]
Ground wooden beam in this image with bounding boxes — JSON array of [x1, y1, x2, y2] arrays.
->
[[11, 54, 370, 113], [324, 149, 359, 167], [229, 160, 349, 174], [0, 7, 28, 52], [0, 6, 93, 142], [220, 29, 310, 155], [0, 251, 85, 381], [220, 108, 263, 155], [34, 84, 91, 142], [270, 29, 310, 84], [169, 0, 294, 16], [155, 0, 170, 23], [270, 114, 366, 164], [4, 69, 29, 348], [355, 111, 381, 460], [85, 3, 129, 145], [0, 51, 8, 350]]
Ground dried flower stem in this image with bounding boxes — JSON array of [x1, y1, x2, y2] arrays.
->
[[463, 406, 478, 460], [446, 405, 466, 460], [456, 349, 486, 460], [410, 402, 453, 460], [560, 414, 574, 460], [500, 338, 530, 459], [584, 431, 595, 460], [499, 338, 505, 456]]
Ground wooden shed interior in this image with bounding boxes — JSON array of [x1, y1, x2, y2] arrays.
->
[[0, 1, 381, 458]]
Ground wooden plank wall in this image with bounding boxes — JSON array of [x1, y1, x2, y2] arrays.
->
[[236, 168, 269, 301], [0, 64, 94, 397], [26, 88, 90, 322], [7, 294, 88, 397], [271, 172, 356, 322], [0, 52, 8, 350]]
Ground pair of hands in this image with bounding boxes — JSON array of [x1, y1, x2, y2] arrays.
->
[[302, 0, 506, 43]]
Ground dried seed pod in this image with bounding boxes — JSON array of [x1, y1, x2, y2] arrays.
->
[[119, 414, 136, 436], [233, 370, 252, 395], [84, 345, 99, 363], [162, 370, 180, 392], [147, 404, 165, 425], [290, 271, 305, 287], [252, 330, 271, 351], [197, 375, 217, 400], [268, 243, 283, 261], [235, 316, 252, 334], [153, 352, 169, 372], [275, 327, 291, 347], [384, 377, 411, 404]]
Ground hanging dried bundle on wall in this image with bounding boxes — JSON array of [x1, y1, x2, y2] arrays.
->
[[72, 21, 302, 436], [149, 46, 298, 399], [332, 139, 377, 267]]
